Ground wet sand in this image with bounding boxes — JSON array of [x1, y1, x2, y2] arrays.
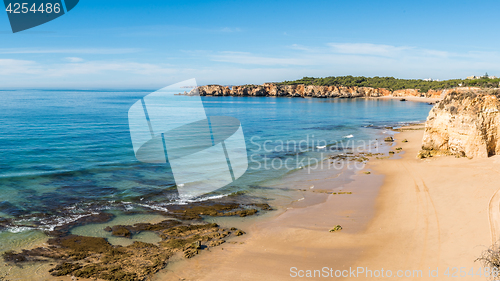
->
[[155, 125, 500, 280]]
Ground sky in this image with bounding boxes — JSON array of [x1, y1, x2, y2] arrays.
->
[[1, 0, 500, 88]]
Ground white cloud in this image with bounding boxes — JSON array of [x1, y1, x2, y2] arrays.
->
[[0, 59, 175, 78], [211, 51, 310, 66], [2, 42, 500, 87], [327, 43, 413, 57], [0, 48, 142, 54], [204, 42, 500, 80], [0, 59, 39, 75], [45, 61, 175, 76], [65, 57, 84, 63]]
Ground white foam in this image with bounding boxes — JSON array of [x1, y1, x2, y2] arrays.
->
[[343, 134, 354, 138], [174, 193, 230, 205], [137, 203, 168, 212], [7, 226, 34, 233]]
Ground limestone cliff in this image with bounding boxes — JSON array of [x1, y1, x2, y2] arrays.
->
[[194, 84, 485, 99], [422, 91, 500, 158]]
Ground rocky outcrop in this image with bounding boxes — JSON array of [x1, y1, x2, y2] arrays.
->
[[196, 84, 394, 98], [194, 84, 487, 100], [422, 91, 500, 158]]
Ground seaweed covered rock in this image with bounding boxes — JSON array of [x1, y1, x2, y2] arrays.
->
[[104, 225, 133, 238], [4, 221, 249, 280], [167, 202, 269, 220]]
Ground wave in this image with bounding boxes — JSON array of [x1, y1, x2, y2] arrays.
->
[[137, 203, 169, 212], [7, 226, 36, 233], [343, 134, 354, 138], [174, 193, 231, 205]]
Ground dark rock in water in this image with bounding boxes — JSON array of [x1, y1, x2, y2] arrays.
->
[[384, 137, 394, 142], [110, 226, 132, 238], [49, 235, 113, 253], [248, 203, 273, 211], [400, 98, 407, 101], [0, 217, 11, 230], [0, 201, 28, 216], [2, 251, 28, 262], [4, 219, 250, 280], [166, 202, 267, 220], [2, 197, 272, 280], [132, 219, 181, 231], [48, 212, 115, 237]]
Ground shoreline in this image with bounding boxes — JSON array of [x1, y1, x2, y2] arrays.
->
[[5, 115, 483, 281], [153, 134, 395, 280], [153, 124, 499, 280], [0, 126, 398, 280], [0, 97, 426, 280], [377, 96, 441, 103]]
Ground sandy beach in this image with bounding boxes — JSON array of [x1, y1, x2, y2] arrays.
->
[[378, 96, 441, 103], [154, 125, 500, 280]]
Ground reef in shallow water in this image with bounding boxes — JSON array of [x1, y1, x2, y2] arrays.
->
[[2, 202, 272, 281]]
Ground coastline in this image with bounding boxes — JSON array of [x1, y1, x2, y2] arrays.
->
[[153, 124, 499, 280], [377, 96, 441, 103], [4, 121, 495, 280], [0, 95, 434, 280]]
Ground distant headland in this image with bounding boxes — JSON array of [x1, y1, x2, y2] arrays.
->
[[189, 76, 500, 100]]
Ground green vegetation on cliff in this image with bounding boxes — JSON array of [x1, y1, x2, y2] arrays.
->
[[278, 76, 500, 92]]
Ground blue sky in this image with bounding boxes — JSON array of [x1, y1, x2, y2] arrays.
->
[[1, 0, 500, 88]]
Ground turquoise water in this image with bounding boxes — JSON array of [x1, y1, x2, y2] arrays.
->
[[0, 90, 433, 233]]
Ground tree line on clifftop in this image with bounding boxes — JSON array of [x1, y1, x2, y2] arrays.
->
[[276, 76, 500, 93]]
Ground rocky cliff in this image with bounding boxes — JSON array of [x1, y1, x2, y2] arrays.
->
[[422, 90, 500, 158], [192, 83, 485, 100]]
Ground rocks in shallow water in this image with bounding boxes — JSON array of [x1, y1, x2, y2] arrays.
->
[[402, 139, 408, 143], [329, 225, 343, 232], [2, 251, 28, 262], [2, 200, 268, 281], [51, 235, 113, 254], [167, 202, 269, 220], [5, 221, 244, 281], [48, 212, 115, 237], [329, 153, 370, 162], [104, 225, 133, 238], [49, 262, 82, 276], [384, 137, 394, 142]]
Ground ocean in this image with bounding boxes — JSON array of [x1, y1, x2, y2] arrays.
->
[[0, 90, 433, 249]]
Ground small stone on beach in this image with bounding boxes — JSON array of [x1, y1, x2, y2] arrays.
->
[[329, 225, 343, 232]]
